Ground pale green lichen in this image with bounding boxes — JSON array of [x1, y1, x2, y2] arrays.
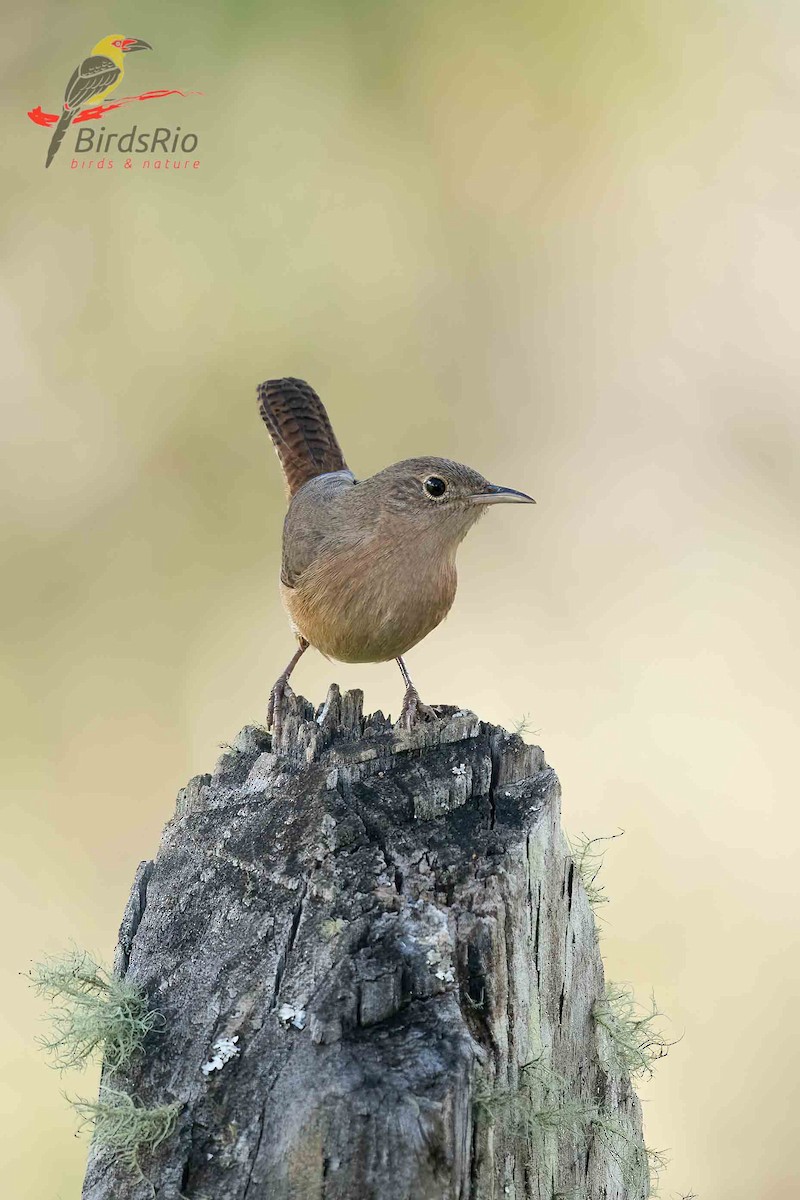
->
[[594, 982, 674, 1080], [476, 827, 671, 1196], [511, 713, 537, 739], [475, 1057, 666, 1196], [27, 948, 162, 1072], [567, 831, 624, 914], [591, 1112, 668, 1194], [71, 1085, 180, 1168], [475, 1058, 597, 1184], [320, 917, 346, 941]]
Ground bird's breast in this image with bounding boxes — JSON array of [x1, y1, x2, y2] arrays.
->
[[283, 537, 457, 663]]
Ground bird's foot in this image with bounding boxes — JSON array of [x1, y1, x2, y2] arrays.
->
[[266, 640, 309, 744], [267, 676, 295, 742], [396, 686, 437, 732]]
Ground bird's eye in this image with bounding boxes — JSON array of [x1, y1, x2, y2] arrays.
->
[[423, 476, 447, 498], [113, 39, 123, 47]]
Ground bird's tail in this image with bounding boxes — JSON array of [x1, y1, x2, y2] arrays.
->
[[257, 377, 349, 497], [45, 109, 74, 168]]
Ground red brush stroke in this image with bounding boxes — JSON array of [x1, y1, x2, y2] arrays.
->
[[27, 89, 202, 128]]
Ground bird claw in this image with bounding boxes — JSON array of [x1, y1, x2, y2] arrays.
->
[[267, 677, 294, 741], [396, 686, 437, 731], [266, 641, 308, 744]]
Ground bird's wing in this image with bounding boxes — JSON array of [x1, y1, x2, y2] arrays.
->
[[258, 378, 349, 498], [64, 56, 121, 109], [280, 470, 357, 588]]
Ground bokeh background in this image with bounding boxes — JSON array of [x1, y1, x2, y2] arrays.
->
[[2, 1, 799, 1195]]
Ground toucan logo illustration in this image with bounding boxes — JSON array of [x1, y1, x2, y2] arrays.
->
[[27, 36, 199, 168]]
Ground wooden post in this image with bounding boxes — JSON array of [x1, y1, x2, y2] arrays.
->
[[82, 687, 648, 1200]]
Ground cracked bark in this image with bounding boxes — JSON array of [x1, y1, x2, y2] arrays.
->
[[81, 687, 648, 1200]]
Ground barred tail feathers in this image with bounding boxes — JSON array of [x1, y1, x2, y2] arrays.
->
[[258, 377, 348, 497]]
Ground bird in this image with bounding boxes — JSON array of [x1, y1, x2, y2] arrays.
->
[[258, 377, 535, 733], [45, 35, 152, 168]]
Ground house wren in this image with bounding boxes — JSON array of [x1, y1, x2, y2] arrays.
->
[[258, 377, 535, 731]]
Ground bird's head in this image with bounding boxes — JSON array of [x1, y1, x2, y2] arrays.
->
[[359, 456, 535, 547], [92, 35, 152, 56]]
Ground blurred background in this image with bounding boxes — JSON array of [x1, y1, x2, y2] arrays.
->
[[2, 0, 799, 1195]]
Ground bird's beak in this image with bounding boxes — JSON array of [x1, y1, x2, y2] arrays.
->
[[121, 38, 152, 53], [471, 482, 536, 505]]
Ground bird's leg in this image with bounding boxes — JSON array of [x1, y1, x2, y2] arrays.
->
[[395, 656, 437, 730], [267, 639, 308, 737]]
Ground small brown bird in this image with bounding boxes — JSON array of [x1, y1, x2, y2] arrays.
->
[[258, 377, 535, 731]]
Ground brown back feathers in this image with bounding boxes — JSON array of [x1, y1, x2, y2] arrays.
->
[[258, 377, 348, 497]]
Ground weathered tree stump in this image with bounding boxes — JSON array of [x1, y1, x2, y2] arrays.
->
[[82, 687, 648, 1200]]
